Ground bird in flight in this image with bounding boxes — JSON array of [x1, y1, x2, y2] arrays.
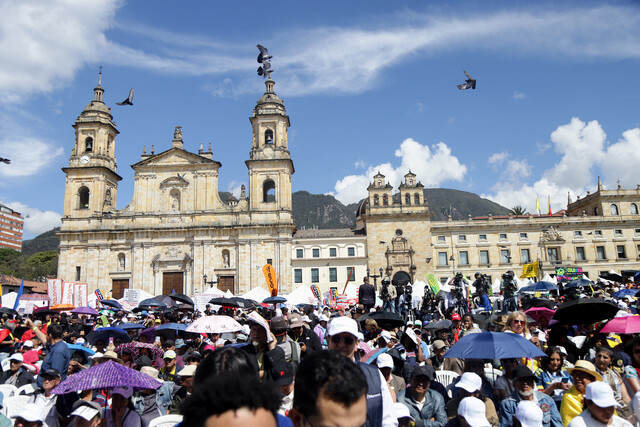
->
[[116, 88, 134, 105], [0, 157, 10, 164], [257, 61, 273, 78], [457, 71, 476, 90], [257, 44, 272, 63]]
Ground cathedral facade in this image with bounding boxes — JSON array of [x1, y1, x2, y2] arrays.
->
[[57, 75, 295, 298]]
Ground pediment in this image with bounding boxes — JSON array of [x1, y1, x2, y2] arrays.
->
[[132, 147, 221, 170], [160, 175, 189, 188]]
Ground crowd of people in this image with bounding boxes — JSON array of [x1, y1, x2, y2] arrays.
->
[[0, 272, 639, 427]]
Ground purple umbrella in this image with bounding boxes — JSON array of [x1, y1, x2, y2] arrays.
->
[[53, 360, 162, 394], [71, 306, 99, 316]]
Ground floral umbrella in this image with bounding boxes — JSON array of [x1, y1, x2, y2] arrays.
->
[[186, 315, 243, 334], [115, 342, 164, 364], [52, 360, 161, 394]]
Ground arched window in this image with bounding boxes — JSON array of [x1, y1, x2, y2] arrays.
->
[[383, 194, 389, 206], [377, 180, 381, 186], [414, 193, 420, 205], [85, 137, 93, 153], [222, 249, 231, 268], [408, 179, 413, 186], [594, 207, 600, 216], [405, 194, 411, 205], [170, 188, 181, 211], [373, 195, 379, 206], [78, 186, 90, 209], [117, 253, 126, 271], [610, 204, 619, 215], [263, 179, 276, 202], [631, 203, 638, 215], [264, 129, 274, 144]]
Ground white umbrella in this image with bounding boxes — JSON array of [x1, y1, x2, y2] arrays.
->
[[186, 315, 243, 334]]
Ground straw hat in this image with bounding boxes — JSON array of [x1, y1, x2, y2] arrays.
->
[[567, 360, 603, 382], [94, 350, 124, 365]]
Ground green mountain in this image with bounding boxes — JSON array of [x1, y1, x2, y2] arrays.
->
[[21, 189, 510, 251]]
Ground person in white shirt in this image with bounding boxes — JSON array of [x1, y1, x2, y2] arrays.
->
[[567, 381, 632, 427]]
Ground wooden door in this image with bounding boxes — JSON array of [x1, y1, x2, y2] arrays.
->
[[112, 279, 129, 299], [162, 272, 184, 295], [218, 276, 234, 294]]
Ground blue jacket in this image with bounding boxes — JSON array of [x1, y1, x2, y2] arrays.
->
[[397, 388, 447, 427], [38, 339, 69, 387], [132, 381, 174, 418], [499, 390, 562, 427]]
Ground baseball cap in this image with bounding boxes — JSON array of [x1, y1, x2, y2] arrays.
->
[[515, 401, 543, 427], [414, 320, 422, 327], [458, 397, 490, 427], [456, 372, 482, 393], [318, 314, 329, 322], [511, 365, 537, 382], [163, 350, 177, 360], [271, 361, 294, 387], [41, 368, 61, 379], [376, 353, 394, 369], [71, 400, 103, 421], [432, 340, 447, 350], [11, 403, 43, 422], [23, 340, 33, 348], [112, 386, 133, 399], [393, 402, 414, 421], [174, 339, 186, 349], [411, 365, 435, 381], [177, 365, 197, 377], [328, 317, 359, 338], [380, 330, 392, 343], [9, 353, 23, 363], [451, 313, 462, 321], [584, 381, 620, 408]]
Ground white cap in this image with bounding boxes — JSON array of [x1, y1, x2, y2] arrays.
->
[[515, 401, 544, 427], [585, 381, 620, 408], [458, 397, 490, 427], [318, 314, 329, 322], [75, 338, 85, 345], [163, 350, 177, 360], [112, 386, 133, 399], [90, 352, 104, 360], [302, 315, 312, 323], [9, 353, 23, 362], [393, 402, 414, 421], [357, 332, 365, 341], [404, 328, 419, 345], [328, 317, 359, 338], [71, 403, 101, 421], [380, 330, 392, 343], [455, 372, 482, 393], [23, 340, 33, 348], [11, 403, 43, 422], [376, 353, 394, 369]]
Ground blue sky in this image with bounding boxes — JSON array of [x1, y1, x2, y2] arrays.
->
[[1, 1, 639, 238]]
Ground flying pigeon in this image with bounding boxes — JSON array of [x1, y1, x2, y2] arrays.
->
[[0, 157, 10, 164], [257, 44, 272, 63], [457, 71, 476, 90], [116, 88, 134, 105], [257, 61, 273, 78]]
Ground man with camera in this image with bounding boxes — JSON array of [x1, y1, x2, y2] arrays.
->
[[501, 270, 518, 312], [472, 272, 493, 313], [447, 273, 470, 316], [380, 277, 397, 313]]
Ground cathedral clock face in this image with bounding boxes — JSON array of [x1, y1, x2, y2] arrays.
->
[[80, 155, 90, 164]]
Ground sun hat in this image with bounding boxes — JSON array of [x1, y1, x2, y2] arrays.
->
[[288, 313, 304, 328], [432, 340, 447, 350], [458, 397, 490, 427], [95, 350, 124, 365], [584, 381, 620, 408], [380, 330, 392, 343], [140, 366, 160, 380], [11, 403, 43, 422], [270, 316, 289, 332], [328, 317, 359, 338], [71, 400, 103, 421], [376, 353, 394, 369], [511, 365, 538, 382], [456, 372, 482, 393], [177, 365, 197, 377], [515, 400, 543, 427], [567, 360, 603, 382], [112, 386, 133, 399]]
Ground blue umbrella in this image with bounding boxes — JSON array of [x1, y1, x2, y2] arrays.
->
[[612, 289, 638, 299], [85, 327, 131, 346], [67, 344, 96, 357], [119, 322, 145, 330], [519, 281, 558, 293], [99, 299, 122, 310], [263, 296, 287, 304], [566, 278, 594, 289], [443, 331, 545, 359]]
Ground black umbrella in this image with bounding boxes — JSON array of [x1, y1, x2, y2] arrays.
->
[[138, 298, 167, 309], [169, 293, 194, 306], [33, 309, 58, 317], [208, 297, 240, 308], [552, 298, 619, 324], [0, 307, 18, 316], [99, 299, 123, 310], [422, 319, 453, 330], [230, 297, 258, 309], [357, 311, 405, 328], [600, 273, 625, 283], [151, 295, 177, 308]]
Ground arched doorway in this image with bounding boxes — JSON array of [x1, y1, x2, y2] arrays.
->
[[392, 271, 411, 286]]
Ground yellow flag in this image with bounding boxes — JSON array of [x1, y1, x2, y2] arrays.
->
[[521, 261, 539, 279], [536, 196, 541, 216]]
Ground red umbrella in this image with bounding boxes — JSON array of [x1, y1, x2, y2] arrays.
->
[[600, 315, 640, 334], [524, 307, 555, 325]]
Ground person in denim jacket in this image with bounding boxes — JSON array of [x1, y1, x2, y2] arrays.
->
[[397, 365, 447, 427]]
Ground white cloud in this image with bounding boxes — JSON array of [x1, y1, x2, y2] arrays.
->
[[0, 136, 63, 178], [3, 201, 61, 237], [513, 91, 527, 100], [601, 128, 640, 189], [330, 138, 467, 204], [488, 151, 509, 166], [227, 181, 246, 198], [354, 160, 366, 169]]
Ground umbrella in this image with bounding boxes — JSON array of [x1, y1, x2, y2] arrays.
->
[[552, 298, 619, 324], [33, 309, 58, 317], [443, 331, 546, 359], [361, 347, 388, 364], [186, 315, 243, 334], [115, 342, 164, 364], [566, 278, 595, 289], [53, 360, 161, 394], [118, 322, 145, 330], [151, 295, 178, 308], [263, 296, 287, 304], [67, 344, 96, 358], [138, 298, 167, 309], [71, 306, 99, 316], [230, 297, 259, 309], [423, 319, 453, 330], [208, 297, 240, 308], [600, 316, 640, 334], [519, 282, 558, 293], [612, 289, 638, 299], [85, 327, 130, 346], [99, 299, 123, 310], [357, 311, 405, 328], [524, 307, 555, 325], [169, 293, 194, 306], [0, 307, 18, 316], [600, 273, 625, 283], [155, 323, 186, 339], [51, 303, 75, 312]]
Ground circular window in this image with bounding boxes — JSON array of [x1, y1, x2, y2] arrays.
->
[[395, 229, 403, 236]]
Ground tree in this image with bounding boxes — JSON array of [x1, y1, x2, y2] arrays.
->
[[23, 250, 58, 281], [509, 205, 527, 216]]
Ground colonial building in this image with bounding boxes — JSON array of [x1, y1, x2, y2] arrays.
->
[[0, 203, 23, 251], [57, 74, 295, 298]]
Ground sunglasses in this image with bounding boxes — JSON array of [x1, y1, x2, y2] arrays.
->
[[330, 335, 356, 346], [512, 320, 525, 325]]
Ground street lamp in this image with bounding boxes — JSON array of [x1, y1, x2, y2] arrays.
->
[[203, 273, 218, 289], [367, 267, 384, 286], [449, 255, 455, 275]]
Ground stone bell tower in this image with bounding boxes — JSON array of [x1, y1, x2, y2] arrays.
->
[[61, 71, 121, 218]]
